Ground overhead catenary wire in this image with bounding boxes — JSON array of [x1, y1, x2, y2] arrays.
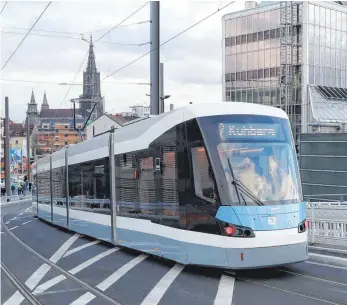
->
[[102, 1, 235, 81], [94, 2, 149, 43], [1, 30, 149, 46], [60, 1, 150, 105], [1, 1, 52, 71], [90, 20, 150, 34], [1, 1, 7, 14], [0, 78, 150, 85]]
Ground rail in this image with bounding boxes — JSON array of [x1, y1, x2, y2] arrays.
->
[[306, 201, 347, 246]]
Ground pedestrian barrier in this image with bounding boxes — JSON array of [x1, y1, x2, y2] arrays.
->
[[306, 201, 347, 246]]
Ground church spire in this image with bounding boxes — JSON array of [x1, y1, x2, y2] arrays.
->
[[30, 89, 36, 104], [41, 91, 49, 110], [86, 34, 97, 73]]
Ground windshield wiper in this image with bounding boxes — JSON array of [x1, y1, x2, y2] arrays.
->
[[227, 158, 264, 206]]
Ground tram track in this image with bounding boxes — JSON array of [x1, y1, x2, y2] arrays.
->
[[225, 271, 347, 305], [1, 209, 123, 305], [1, 261, 43, 305], [276, 267, 347, 287]]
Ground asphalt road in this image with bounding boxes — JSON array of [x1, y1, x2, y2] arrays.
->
[[1, 202, 347, 305]]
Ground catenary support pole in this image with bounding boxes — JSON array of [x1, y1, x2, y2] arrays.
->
[[150, 1, 160, 115], [4, 97, 11, 196], [26, 112, 30, 182]]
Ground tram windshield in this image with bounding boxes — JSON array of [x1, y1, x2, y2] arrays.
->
[[198, 114, 302, 206]]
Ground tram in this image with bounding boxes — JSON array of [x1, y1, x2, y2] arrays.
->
[[32, 102, 308, 269]]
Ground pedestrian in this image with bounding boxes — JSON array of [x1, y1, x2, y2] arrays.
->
[[11, 184, 15, 195]]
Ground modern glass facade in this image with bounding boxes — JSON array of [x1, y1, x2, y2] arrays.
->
[[307, 3, 347, 87], [224, 4, 281, 106], [222, 1, 347, 143]]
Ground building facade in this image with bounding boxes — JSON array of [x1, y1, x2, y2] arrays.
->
[[222, 1, 347, 144], [86, 113, 138, 139], [27, 91, 86, 156]]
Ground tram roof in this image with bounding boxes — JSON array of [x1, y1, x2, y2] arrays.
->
[[35, 102, 287, 171]]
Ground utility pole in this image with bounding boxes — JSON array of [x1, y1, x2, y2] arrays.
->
[[26, 111, 31, 182], [4, 97, 11, 196], [150, 1, 160, 115]]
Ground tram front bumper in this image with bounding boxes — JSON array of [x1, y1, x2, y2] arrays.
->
[[224, 241, 308, 269]]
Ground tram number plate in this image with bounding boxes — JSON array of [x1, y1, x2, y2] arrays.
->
[[268, 216, 276, 225]]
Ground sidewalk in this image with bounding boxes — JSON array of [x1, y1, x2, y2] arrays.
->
[[309, 242, 347, 268], [1, 195, 32, 205]]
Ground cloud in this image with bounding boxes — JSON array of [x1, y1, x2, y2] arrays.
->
[[1, 1, 241, 121]]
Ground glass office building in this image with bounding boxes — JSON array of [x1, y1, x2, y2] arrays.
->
[[222, 1, 347, 144]]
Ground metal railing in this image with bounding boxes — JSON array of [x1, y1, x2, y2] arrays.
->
[[306, 201, 347, 246]]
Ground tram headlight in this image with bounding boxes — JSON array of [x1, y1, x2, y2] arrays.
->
[[222, 223, 255, 238], [298, 219, 307, 233]]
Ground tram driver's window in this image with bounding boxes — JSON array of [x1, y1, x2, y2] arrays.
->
[[191, 147, 216, 204]]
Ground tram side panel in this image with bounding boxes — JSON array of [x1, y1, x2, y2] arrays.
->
[[67, 157, 112, 242], [37, 168, 52, 223], [52, 165, 68, 228]]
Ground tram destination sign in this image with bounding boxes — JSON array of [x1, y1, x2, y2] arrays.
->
[[219, 123, 284, 141]]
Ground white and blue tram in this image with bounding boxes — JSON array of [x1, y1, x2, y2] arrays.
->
[[32, 102, 308, 269]]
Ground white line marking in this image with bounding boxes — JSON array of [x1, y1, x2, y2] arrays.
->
[[3, 290, 25, 305], [26, 207, 31, 211], [63, 240, 101, 257], [213, 274, 235, 305], [140, 264, 184, 305], [69, 292, 96, 305], [9, 226, 19, 231], [97, 254, 147, 291], [70, 254, 148, 304], [21, 220, 33, 226], [5, 221, 10, 224], [9, 217, 17, 221], [25, 264, 51, 291], [18, 213, 23, 216], [50, 234, 80, 264], [33, 247, 119, 294], [24, 234, 79, 291]]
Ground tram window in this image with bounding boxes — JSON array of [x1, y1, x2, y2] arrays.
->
[[191, 147, 216, 205], [68, 158, 110, 214]]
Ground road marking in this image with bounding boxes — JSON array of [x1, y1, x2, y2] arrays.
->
[[18, 213, 23, 216], [213, 274, 235, 305], [25, 207, 31, 211], [3, 290, 25, 305], [69, 292, 96, 305], [5, 221, 10, 224], [140, 263, 184, 305], [50, 234, 80, 263], [21, 220, 33, 226], [33, 247, 119, 294], [25, 264, 51, 291], [9, 217, 17, 221], [9, 226, 19, 231], [63, 240, 101, 257], [71, 254, 148, 304], [24, 233, 79, 291]]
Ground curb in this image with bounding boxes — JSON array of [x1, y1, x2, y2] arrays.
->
[[0, 199, 32, 208], [308, 253, 347, 268]]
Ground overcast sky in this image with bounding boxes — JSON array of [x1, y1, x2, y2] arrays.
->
[[1, 0, 245, 122]]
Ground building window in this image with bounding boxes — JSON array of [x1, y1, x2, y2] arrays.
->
[[65, 134, 68, 137], [15, 140, 18, 144]]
